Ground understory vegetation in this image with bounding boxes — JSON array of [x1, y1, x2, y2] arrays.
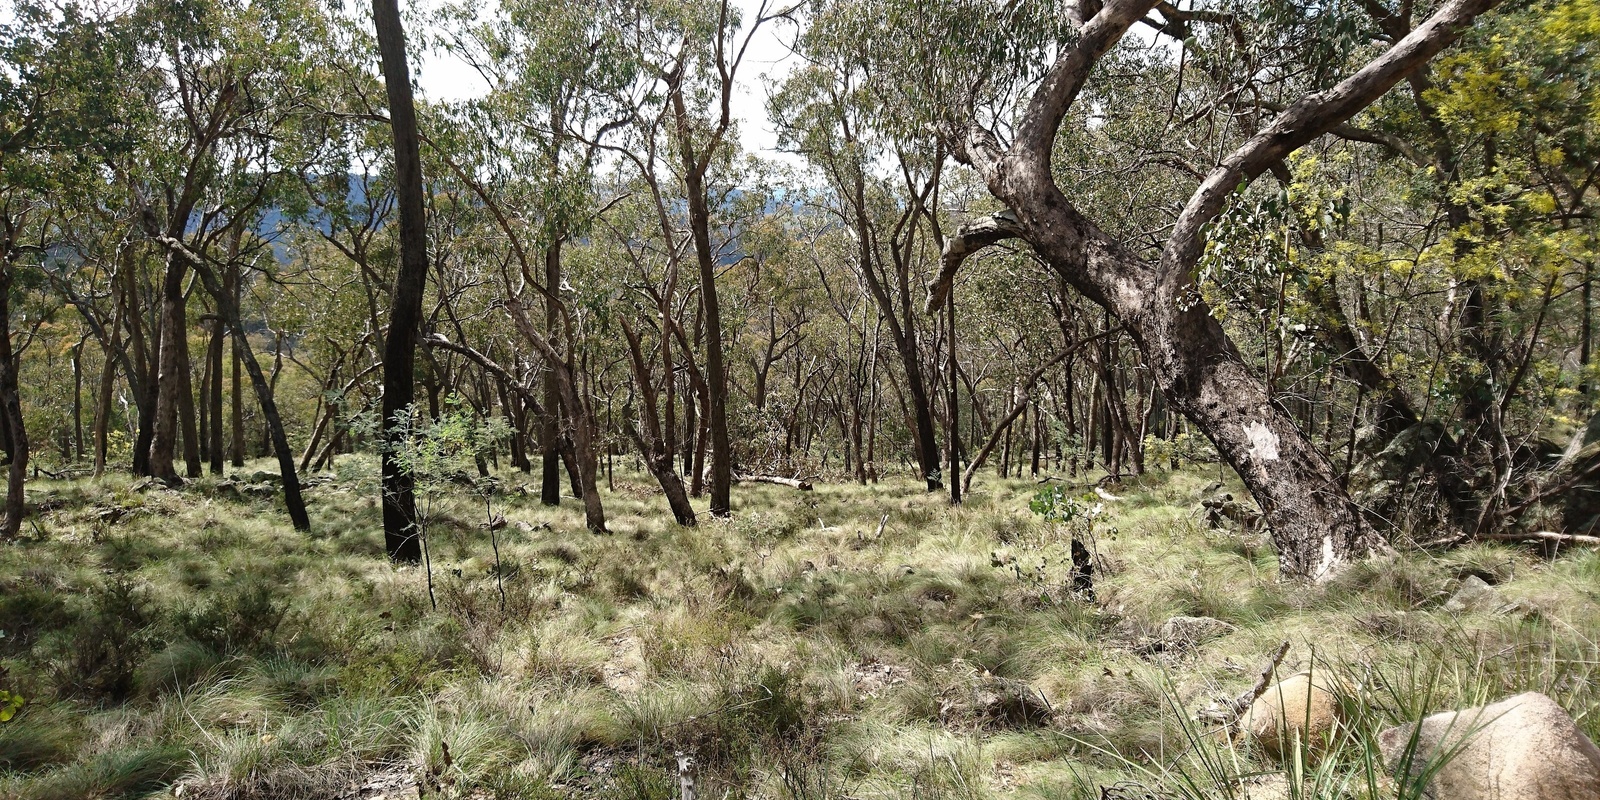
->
[[2, 464, 1595, 799]]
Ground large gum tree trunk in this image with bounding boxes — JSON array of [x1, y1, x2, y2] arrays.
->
[[372, 0, 428, 562], [931, 0, 1497, 580], [147, 249, 187, 482], [1144, 302, 1372, 579], [959, 176, 1379, 580], [0, 260, 26, 538]]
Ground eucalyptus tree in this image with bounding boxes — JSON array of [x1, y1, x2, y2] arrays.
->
[[771, 34, 951, 492], [619, 0, 795, 516], [130, 0, 246, 482], [420, 0, 642, 533], [436, 0, 636, 512], [130, 0, 355, 530], [0, 2, 138, 535], [601, 188, 700, 523], [799, 0, 1508, 580], [371, 0, 431, 558], [102, 0, 329, 494]]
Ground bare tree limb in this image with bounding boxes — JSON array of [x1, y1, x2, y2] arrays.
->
[[925, 212, 1025, 313], [960, 325, 1124, 492], [1013, 0, 1162, 163]]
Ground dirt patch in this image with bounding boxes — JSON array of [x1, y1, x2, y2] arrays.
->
[[603, 632, 646, 693]]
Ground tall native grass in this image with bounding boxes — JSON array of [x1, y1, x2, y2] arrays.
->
[[0, 465, 1596, 798]]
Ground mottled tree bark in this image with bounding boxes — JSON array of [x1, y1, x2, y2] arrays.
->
[[931, 0, 1498, 580]]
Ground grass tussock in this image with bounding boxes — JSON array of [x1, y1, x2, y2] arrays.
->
[[0, 460, 1597, 798]]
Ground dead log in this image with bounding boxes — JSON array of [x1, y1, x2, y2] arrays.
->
[[735, 474, 814, 491], [1198, 640, 1291, 730], [1477, 531, 1600, 546]]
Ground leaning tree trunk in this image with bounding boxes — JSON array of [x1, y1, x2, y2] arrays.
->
[[93, 334, 117, 477], [682, 170, 733, 517], [931, 0, 1497, 580], [178, 338, 202, 479], [954, 194, 1378, 580], [207, 316, 225, 474], [227, 254, 244, 468], [540, 242, 563, 506], [1148, 307, 1371, 577], [372, 0, 429, 562], [221, 306, 310, 531], [504, 298, 607, 532], [155, 237, 311, 531], [620, 318, 697, 526]]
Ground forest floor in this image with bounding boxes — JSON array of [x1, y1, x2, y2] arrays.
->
[[1, 462, 1597, 800]]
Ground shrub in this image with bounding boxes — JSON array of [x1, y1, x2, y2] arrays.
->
[[55, 574, 158, 700], [177, 576, 288, 655]]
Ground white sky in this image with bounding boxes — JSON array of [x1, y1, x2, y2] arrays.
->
[[411, 0, 802, 168]]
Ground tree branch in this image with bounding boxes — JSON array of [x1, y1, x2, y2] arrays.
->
[[1159, 0, 1501, 289], [1012, 0, 1160, 164], [925, 212, 1025, 313]]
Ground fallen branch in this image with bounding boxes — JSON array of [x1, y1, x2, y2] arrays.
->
[[735, 474, 814, 491], [1198, 640, 1290, 730], [1476, 531, 1600, 547]]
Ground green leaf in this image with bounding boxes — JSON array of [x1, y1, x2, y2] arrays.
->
[[0, 689, 23, 723]]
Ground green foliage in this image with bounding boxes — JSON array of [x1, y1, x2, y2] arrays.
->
[[1028, 485, 1098, 526], [176, 576, 288, 655], [1142, 432, 1215, 468], [381, 397, 511, 501], [55, 574, 159, 701], [0, 689, 22, 723]]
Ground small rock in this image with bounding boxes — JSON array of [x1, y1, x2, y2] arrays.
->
[[849, 615, 893, 639], [1443, 575, 1500, 613], [248, 470, 282, 484], [1158, 615, 1235, 650], [1453, 561, 1513, 586], [1378, 691, 1600, 800], [851, 659, 910, 697], [1495, 596, 1542, 619], [1241, 670, 1347, 762]]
